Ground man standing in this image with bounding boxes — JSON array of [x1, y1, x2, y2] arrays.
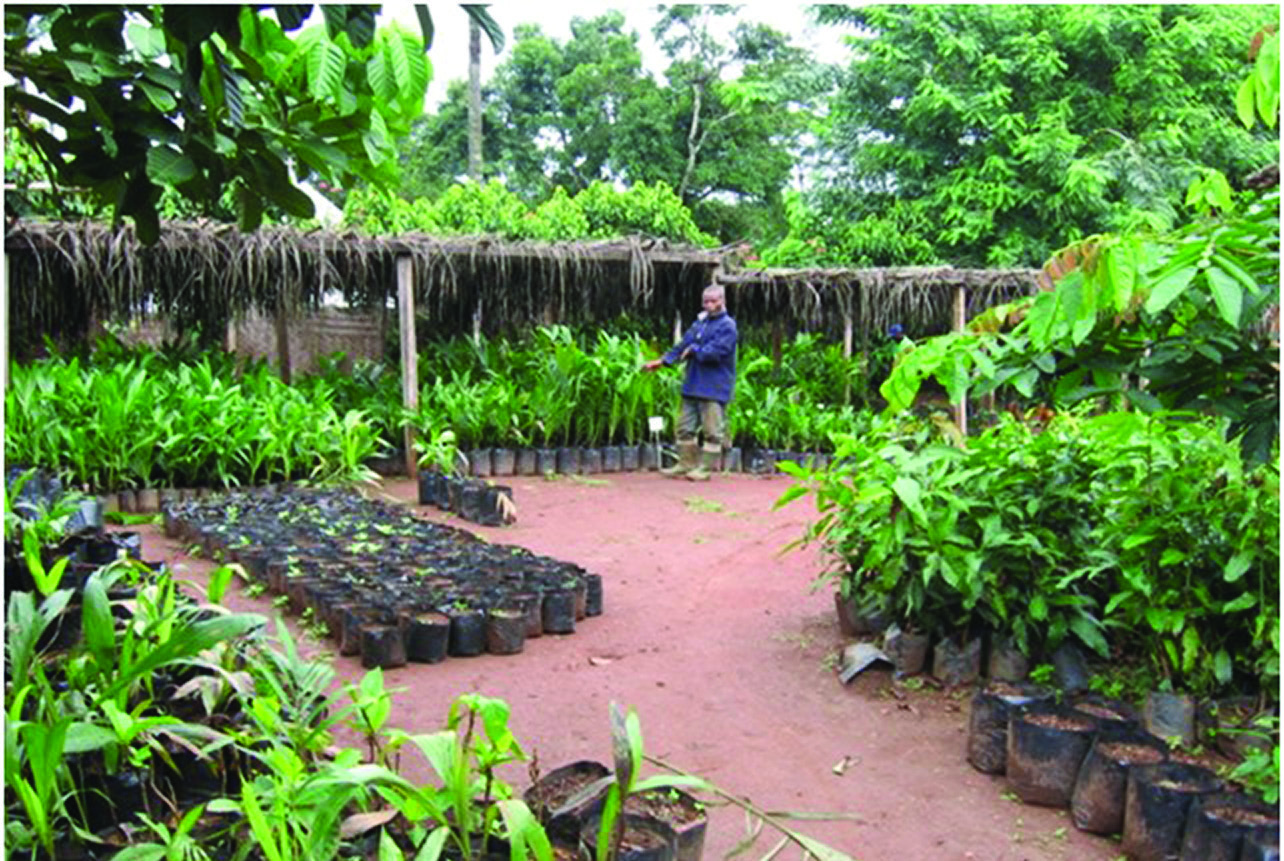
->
[[642, 284, 738, 481]]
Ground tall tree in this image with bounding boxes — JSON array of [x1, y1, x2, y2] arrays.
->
[[811, 4, 1279, 267], [401, 7, 831, 245], [468, 15, 482, 180], [4, 5, 433, 241]]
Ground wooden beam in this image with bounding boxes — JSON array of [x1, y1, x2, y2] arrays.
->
[[398, 255, 419, 479], [952, 285, 968, 438], [274, 296, 292, 384]]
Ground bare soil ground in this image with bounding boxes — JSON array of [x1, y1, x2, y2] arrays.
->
[[140, 471, 1124, 861]]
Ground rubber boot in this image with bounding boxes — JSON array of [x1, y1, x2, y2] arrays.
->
[[661, 441, 698, 478], [685, 446, 721, 482]]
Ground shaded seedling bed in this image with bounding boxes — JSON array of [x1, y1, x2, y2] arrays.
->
[[163, 487, 604, 668]]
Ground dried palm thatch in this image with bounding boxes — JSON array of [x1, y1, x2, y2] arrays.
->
[[4, 221, 720, 354], [715, 266, 1043, 342], [6, 220, 1043, 358]]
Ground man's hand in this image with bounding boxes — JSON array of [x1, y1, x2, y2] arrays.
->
[[680, 347, 693, 362], [641, 359, 664, 372]]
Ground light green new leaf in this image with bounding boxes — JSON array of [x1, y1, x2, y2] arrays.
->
[[126, 22, 167, 58], [1029, 594, 1048, 622], [63, 722, 118, 754], [242, 782, 284, 861], [378, 828, 405, 861], [1223, 552, 1253, 583], [1237, 76, 1257, 128], [1143, 266, 1196, 316], [1180, 627, 1201, 673], [367, 51, 393, 103], [1070, 616, 1109, 658], [307, 38, 347, 103], [1223, 593, 1256, 613], [891, 476, 925, 524], [1213, 649, 1233, 685], [412, 827, 448, 861], [81, 573, 116, 672], [1205, 267, 1243, 327]]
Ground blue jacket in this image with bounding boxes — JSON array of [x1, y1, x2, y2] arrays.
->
[[663, 311, 738, 403]]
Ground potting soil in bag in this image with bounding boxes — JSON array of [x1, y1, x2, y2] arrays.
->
[[967, 682, 1054, 775], [1006, 702, 1098, 807], [1121, 761, 1223, 861], [1070, 726, 1168, 835]]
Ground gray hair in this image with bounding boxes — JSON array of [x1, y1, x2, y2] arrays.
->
[[703, 284, 725, 300]]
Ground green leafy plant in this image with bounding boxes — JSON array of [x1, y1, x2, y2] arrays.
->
[[401, 694, 551, 861], [110, 804, 212, 861], [594, 702, 859, 861], [1223, 715, 1280, 805]]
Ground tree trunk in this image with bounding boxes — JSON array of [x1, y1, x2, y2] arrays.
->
[[678, 82, 703, 201], [468, 18, 483, 182]]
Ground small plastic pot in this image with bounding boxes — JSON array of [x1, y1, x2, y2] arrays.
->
[[580, 813, 677, 861], [1121, 761, 1223, 861], [541, 589, 576, 634], [485, 608, 527, 655], [966, 682, 1055, 775], [1179, 791, 1279, 861], [1006, 702, 1098, 807], [1070, 726, 1169, 835], [406, 612, 451, 664], [523, 760, 612, 845], [360, 624, 407, 669], [448, 609, 487, 657], [932, 635, 982, 687]]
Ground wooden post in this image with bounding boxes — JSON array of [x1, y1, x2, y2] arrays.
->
[[952, 285, 968, 438], [842, 312, 853, 405], [673, 309, 682, 344], [473, 298, 482, 346], [275, 296, 292, 384], [398, 255, 419, 479], [225, 315, 237, 353]]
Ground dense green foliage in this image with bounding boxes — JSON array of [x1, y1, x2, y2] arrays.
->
[[342, 178, 717, 244], [882, 32, 1280, 464], [5, 346, 384, 491], [5, 329, 899, 492], [791, 4, 1279, 267], [4, 5, 433, 242], [783, 410, 1280, 700], [400, 7, 830, 244], [307, 327, 893, 452]]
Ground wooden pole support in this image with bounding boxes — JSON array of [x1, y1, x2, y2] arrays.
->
[[274, 295, 292, 384], [952, 285, 968, 438], [842, 312, 853, 405], [398, 255, 419, 479]]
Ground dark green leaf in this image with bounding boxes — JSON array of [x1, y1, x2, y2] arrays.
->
[[413, 4, 434, 48], [461, 5, 505, 54], [146, 146, 197, 184]]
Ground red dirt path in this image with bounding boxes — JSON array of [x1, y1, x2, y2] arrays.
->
[[139, 471, 1120, 861]]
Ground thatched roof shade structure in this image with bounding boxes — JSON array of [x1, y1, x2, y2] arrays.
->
[[4, 221, 721, 353], [5, 220, 1044, 356], [714, 266, 1043, 343]]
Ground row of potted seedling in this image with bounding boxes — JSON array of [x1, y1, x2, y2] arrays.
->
[[162, 488, 603, 669], [968, 685, 1278, 860]]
